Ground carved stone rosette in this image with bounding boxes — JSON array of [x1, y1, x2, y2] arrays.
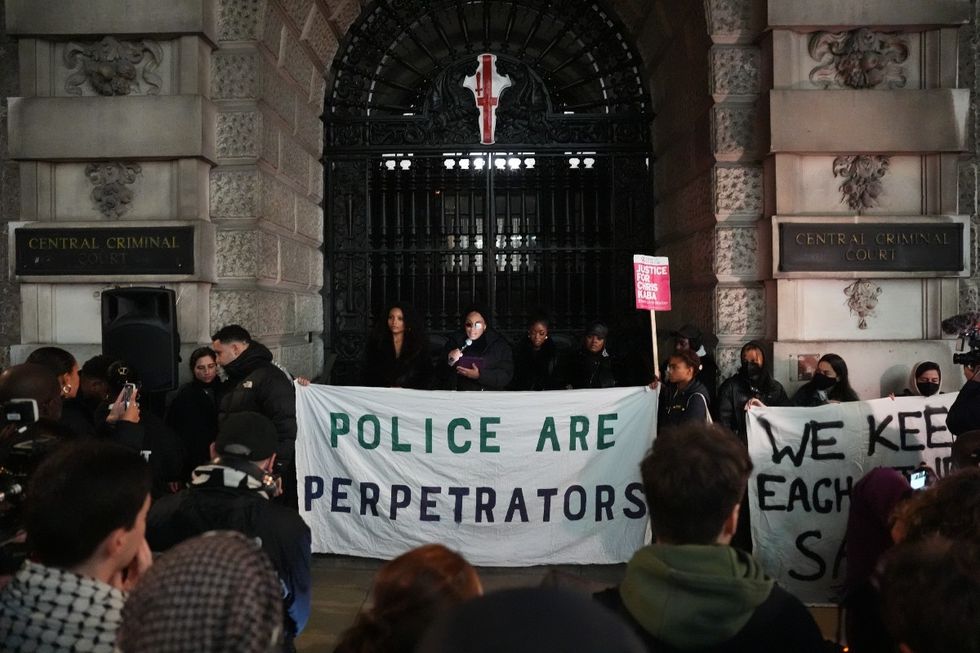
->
[[808, 28, 909, 90], [64, 36, 163, 96], [833, 155, 890, 213], [844, 279, 882, 330], [85, 162, 142, 218]]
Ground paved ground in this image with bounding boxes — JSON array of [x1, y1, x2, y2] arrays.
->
[[294, 554, 839, 651], [295, 554, 626, 652]]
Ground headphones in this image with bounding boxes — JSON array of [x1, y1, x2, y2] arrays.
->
[[214, 455, 280, 496]]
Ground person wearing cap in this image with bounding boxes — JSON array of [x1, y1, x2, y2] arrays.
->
[[146, 411, 311, 651], [566, 321, 617, 389]]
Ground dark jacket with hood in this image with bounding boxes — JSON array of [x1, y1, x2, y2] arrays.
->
[[219, 342, 297, 462], [146, 459, 311, 645], [659, 379, 711, 429], [441, 328, 514, 391], [716, 366, 788, 439], [594, 544, 825, 653]]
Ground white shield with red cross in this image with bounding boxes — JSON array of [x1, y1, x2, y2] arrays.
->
[[463, 53, 512, 145]]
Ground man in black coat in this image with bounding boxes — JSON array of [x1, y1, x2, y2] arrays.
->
[[212, 324, 297, 503], [146, 412, 311, 651]]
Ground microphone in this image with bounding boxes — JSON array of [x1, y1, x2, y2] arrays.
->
[[449, 339, 473, 366]]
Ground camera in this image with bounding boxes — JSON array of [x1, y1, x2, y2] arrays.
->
[[953, 327, 980, 367], [941, 313, 980, 366], [1, 398, 39, 427]]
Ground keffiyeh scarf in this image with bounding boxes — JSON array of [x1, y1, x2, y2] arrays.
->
[[0, 560, 125, 653]]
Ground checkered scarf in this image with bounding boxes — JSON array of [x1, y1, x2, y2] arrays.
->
[[0, 560, 126, 653], [115, 531, 283, 653]]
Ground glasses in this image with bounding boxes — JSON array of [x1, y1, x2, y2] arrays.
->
[[464, 321, 484, 328]]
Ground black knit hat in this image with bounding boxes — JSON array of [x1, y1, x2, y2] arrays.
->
[[216, 412, 277, 461]]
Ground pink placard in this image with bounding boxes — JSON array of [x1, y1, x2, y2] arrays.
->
[[633, 255, 671, 311]]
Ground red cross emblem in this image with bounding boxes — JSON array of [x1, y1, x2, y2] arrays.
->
[[463, 54, 512, 145]]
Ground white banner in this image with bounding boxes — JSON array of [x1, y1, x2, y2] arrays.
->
[[295, 385, 658, 565], [746, 394, 956, 604]]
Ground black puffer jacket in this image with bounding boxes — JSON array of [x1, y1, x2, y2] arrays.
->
[[441, 329, 514, 391], [716, 372, 789, 440], [219, 342, 297, 462]]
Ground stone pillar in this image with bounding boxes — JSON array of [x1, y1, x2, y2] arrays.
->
[[0, 3, 20, 368], [767, 1, 971, 398], [209, 0, 331, 378], [636, 0, 767, 382], [5, 0, 218, 371]]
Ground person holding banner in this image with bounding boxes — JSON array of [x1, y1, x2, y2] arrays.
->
[[442, 306, 514, 391], [566, 321, 617, 389], [363, 302, 433, 389], [790, 353, 859, 406], [898, 360, 943, 397], [657, 350, 712, 428], [510, 314, 563, 391], [715, 341, 789, 440]]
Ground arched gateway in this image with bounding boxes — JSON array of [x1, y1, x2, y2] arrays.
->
[[323, 0, 655, 383]]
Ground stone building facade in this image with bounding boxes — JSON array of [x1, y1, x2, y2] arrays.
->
[[0, 0, 976, 395]]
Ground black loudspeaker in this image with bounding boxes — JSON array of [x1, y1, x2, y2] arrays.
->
[[101, 287, 180, 392]]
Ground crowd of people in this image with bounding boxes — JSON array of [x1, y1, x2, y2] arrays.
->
[[0, 308, 978, 653]]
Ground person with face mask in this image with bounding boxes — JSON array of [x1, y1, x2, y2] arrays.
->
[[900, 361, 942, 397], [714, 342, 789, 552], [715, 342, 789, 442], [791, 353, 860, 407]]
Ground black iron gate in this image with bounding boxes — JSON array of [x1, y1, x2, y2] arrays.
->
[[323, 0, 655, 383]]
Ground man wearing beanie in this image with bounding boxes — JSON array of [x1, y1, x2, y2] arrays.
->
[[146, 411, 311, 651]]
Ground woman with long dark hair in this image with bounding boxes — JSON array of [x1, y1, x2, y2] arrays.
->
[[791, 352, 859, 406], [334, 544, 482, 653], [363, 302, 433, 389], [442, 305, 513, 391]]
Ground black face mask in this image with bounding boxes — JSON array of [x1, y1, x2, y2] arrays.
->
[[741, 361, 763, 381], [811, 372, 837, 391], [916, 381, 940, 397]]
